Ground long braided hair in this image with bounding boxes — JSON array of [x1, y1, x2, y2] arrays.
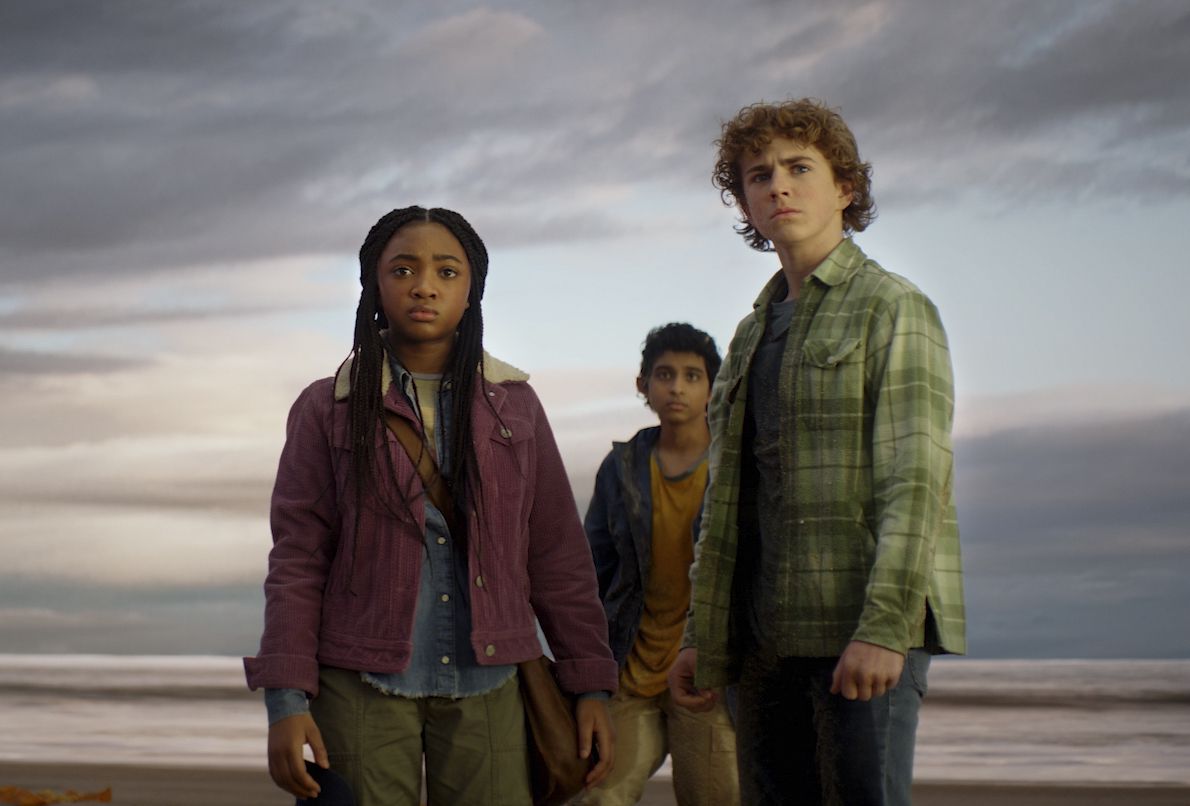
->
[[348, 205, 489, 555]]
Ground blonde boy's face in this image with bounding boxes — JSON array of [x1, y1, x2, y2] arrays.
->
[[738, 137, 851, 254], [637, 350, 711, 428]]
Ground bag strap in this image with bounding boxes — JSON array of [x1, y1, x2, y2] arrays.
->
[[383, 412, 459, 534]]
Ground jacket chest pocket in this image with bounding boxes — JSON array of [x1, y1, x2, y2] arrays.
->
[[477, 417, 535, 541], [485, 415, 534, 490], [800, 337, 865, 429]]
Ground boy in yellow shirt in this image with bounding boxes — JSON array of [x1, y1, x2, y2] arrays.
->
[[581, 323, 739, 805]]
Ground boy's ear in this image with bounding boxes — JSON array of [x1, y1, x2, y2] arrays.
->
[[838, 181, 854, 210], [635, 375, 648, 397]]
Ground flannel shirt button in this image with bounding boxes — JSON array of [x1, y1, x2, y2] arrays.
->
[[484, 644, 496, 657], [436, 536, 447, 545], [440, 593, 449, 603], [440, 655, 450, 665]]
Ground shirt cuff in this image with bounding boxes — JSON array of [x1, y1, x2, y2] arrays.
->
[[264, 687, 310, 724]]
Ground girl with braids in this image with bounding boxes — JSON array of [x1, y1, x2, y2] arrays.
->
[[245, 206, 617, 805]]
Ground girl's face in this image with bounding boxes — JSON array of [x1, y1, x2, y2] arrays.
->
[[377, 221, 472, 372]]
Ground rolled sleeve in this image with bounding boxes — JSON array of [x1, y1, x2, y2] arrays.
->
[[264, 687, 311, 725]]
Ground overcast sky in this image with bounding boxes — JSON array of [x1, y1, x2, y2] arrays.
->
[[2, 0, 1188, 658]]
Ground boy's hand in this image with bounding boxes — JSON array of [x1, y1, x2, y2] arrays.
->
[[267, 712, 329, 799], [576, 697, 616, 789], [668, 648, 717, 712], [830, 640, 905, 701]]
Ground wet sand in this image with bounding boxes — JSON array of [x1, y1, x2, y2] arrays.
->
[[3, 762, 1189, 805]]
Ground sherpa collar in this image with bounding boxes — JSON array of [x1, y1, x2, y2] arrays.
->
[[333, 350, 529, 402]]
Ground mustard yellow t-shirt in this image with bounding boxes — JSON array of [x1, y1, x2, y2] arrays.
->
[[620, 452, 708, 697]]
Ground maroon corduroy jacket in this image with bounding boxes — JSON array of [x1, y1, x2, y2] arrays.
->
[[244, 353, 617, 697]]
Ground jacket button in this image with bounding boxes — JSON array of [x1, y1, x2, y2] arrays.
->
[[488, 391, 496, 397], [475, 575, 484, 588], [485, 644, 496, 657], [500, 427, 512, 438]]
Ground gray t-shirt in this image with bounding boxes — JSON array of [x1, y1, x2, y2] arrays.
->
[[746, 297, 797, 647]]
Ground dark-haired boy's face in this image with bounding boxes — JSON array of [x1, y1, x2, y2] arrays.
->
[[739, 137, 851, 255], [637, 351, 711, 428]]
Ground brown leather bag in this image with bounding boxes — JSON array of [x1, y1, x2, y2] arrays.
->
[[517, 654, 592, 806], [383, 412, 592, 806]]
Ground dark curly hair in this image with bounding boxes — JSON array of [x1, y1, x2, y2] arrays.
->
[[713, 98, 875, 250], [639, 322, 722, 388]]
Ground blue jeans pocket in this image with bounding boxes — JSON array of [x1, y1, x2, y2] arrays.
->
[[906, 648, 931, 697]]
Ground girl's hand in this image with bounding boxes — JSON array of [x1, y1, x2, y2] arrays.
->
[[575, 697, 616, 789], [267, 713, 329, 799]]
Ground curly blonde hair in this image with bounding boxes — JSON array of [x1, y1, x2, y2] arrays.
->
[[713, 98, 875, 250]]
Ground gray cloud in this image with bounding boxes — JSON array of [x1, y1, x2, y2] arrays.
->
[[2, 1, 1186, 287], [0, 345, 148, 375], [0, 302, 317, 330], [10, 480, 272, 516], [958, 411, 1189, 549], [954, 407, 1190, 658]]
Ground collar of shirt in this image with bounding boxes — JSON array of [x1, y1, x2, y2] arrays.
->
[[752, 237, 866, 310]]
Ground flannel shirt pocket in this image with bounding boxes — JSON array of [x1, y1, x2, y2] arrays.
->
[[802, 337, 862, 368], [801, 337, 865, 433]]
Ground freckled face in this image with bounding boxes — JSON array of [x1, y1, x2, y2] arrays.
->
[[739, 137, 852, 258], [377, 222, 471, 359]]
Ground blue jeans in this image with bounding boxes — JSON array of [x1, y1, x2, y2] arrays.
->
[[735, 648, 930, 805]]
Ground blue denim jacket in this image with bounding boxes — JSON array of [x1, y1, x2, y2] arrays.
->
[[584, 426, 704, 665]]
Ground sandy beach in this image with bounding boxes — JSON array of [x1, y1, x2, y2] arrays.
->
[[3, 763, 1190, 806]]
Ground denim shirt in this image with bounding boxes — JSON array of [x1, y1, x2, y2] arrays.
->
[[265, 360, 514, 723]]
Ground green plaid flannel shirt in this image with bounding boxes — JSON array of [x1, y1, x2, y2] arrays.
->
[[689, 238, 965, 688]]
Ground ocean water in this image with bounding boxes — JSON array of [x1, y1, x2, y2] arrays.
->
[[0, 655, 1187, 786]]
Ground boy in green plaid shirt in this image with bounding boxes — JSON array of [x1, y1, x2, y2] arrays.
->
[[668, 99, 965, 805]]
